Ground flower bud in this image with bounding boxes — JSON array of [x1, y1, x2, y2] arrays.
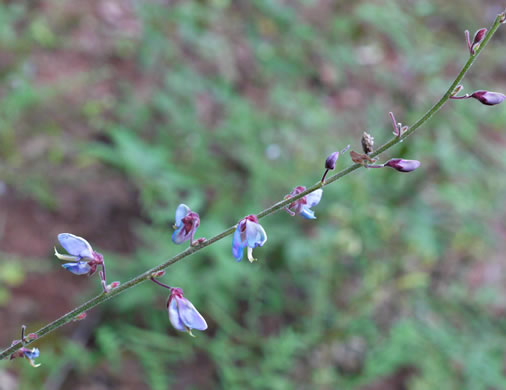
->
[[361, 132, 374, 154], [73, 312, 88, 321], [470, 90, 505, 106], [151, 270, 166, 278], [27, 333, 38, 340], [384, 159, 420, 173], [450, 85, 464, 97], [325, 152, 340, 170], [470, 28, 487, 54], [108, 281, 121, 290]]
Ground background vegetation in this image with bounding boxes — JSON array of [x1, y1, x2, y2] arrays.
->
[[1, 1, 506, 389]]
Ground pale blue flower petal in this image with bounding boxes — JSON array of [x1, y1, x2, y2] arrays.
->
[[245, 220, 267, 248], [62, 261, 91, 275], [58, 233, 94, 259], [172, 226, 190, 245], [24, 348, 40, 360], [300, 207, 316, 219], [175, 204, 191, 227], [305, 189, 322, 208], [232, 225, 245, 261], [177, 297, 208, 331], [168, 298, 186, 332]]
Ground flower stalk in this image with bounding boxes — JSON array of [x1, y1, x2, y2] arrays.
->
[[1, 9, 505, 361]]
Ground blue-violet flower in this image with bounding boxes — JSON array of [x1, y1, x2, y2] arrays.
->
[[10, 347, 41, 368], [232, 215, 267, 262], [285, 186, 323, 219], [55, 233, 103, 275], [167, 287, 207, 336], [172, 204, 204, 246], [55, 233, 110, 292]]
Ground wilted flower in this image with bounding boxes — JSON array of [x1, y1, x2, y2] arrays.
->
[[172, 204, 205, 246], [361, 132, 374, 154], [350, 150, 377, 165], [285, 186, 323, 219], [55, 233, 110, 292], [232, 215, 267, 262], [470, 90, 505, 106], [167, 287, 207, 336], [384, 159, 421, 172], [10, 347, 41, 368]]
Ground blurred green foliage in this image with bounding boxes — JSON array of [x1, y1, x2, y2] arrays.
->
[[1, 0, 506, 389]]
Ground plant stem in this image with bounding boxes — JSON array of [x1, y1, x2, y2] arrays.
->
[[150, 277, 172, 290], [1, 10, 504, 361]]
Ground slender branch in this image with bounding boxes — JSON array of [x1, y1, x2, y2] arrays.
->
[[1, 11, 504, 361], [150, 277, 172, 290]]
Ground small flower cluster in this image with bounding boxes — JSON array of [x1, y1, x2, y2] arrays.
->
[[10, 347, 40, 367], [8, 326, 40, 367], [465, 28, 487, 55], [448, 28, 505, 106]]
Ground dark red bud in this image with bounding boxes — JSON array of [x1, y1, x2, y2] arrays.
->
[[384, 159, 420, 173], [471, 28, 487, 53], [470, 90, 505, 106]]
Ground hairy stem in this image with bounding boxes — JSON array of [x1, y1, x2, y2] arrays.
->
[[1, 10, 504, 361]]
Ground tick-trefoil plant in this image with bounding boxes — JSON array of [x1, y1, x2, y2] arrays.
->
[[2, 9, 506, 366]]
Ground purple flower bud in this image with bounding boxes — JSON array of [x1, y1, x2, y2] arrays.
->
[[171, 204, 203, 246], [285, 186, 323, 220], [232, 215, 267, 262], [470, 28, 487, 54], [384, 159, 421, 173], [167, 287, 207, 336], [325, 152, 340, 170], [470, 90, 505, 106]]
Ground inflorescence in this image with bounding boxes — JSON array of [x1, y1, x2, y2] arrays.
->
[[3, 13, 505, 367]]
